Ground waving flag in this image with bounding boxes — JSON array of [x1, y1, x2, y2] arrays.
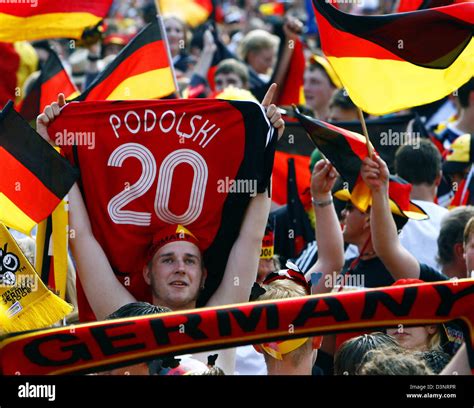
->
[[75, 20, 177, 101], [0, 101, 79, 235], [17, 48, 78, 122], [295, 108, 428, 220], [0, 0, 113, 42], [0, 42, 38, 107], [158, 0, 214, 28], [312, 0, 474, 115]]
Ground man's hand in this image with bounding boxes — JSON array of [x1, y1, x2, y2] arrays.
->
[[360, 155, 390, 193], [36, 93, 66, 145], [202, 29, 217, 55], [283, 17, 303, 41], [262, 83, 285, 139], [311, 159, 338, 200]]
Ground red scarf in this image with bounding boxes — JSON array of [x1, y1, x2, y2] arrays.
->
[[2, 279, 473, 375]]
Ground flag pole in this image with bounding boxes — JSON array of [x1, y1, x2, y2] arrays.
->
[[357, 107, 373, 158], [155, 1, 181, 98]]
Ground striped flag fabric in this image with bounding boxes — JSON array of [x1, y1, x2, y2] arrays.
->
[[75, 19, 177, 101], [294, 107, 428, 220], [0, 0, 113, 42], [158, 0, 214, 28], [0, 101, 78, 235], [312, 0, 474, 115], [17, 48, 78, 122]]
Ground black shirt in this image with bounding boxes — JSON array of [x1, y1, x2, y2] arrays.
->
[[342, 257, 448, 288], [342, 256, 395, 288]]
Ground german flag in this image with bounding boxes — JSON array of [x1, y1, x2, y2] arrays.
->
[[35, 198, 69, 299], [294, 107, 428, 220], [275, 37, 306, 106], [312, 0, 474, 115], [449, 167, 474, 207], [17, 48, 78, 122], [0, 101, 79, 235], [259, 2, 286, 16], [158, 0, 214, 28], [0, 42, 38, 107], [0, 0, 113, 43], [75, 20, 177, 101]]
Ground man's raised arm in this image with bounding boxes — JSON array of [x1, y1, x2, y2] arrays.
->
[[305, 160, 345, 294], [37, 95, 135, 320], [207, 84, 283, 306], [361, 155, 420, 280]]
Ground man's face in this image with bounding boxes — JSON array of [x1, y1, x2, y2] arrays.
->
[[214, 72, 245, 92], [144, 241, 206, 311], [341, 202, 370, 245], [464, 235, 474, 277], [304, 68, 335, 112], [247, 47, 275, 75]]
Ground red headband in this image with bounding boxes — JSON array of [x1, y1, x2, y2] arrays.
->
[[146, 224, 201, 264]]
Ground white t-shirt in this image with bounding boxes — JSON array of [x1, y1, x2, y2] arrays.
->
[[234, 345, 267, 375], [399, 200, 448, 270]]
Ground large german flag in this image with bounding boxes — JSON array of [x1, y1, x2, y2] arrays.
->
[[312, 0, 474, 115], [158, 0, 214, 28], [17, 48, 78, 122], [75, 20, 176, 101], [0, 0, 113, 42], [0, 101, 78, 235], [294, 107, 428, 220]]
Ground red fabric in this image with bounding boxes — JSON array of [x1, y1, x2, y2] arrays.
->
[[40, 65, 77, 112], [0, 0, 112, 17], [48, 99, 274, 321], [0, 147, 60, 223], [272, 151, 311, 206], [0, 43, 19, 107], [397, 0, 424, 11], [313, 3, 403, 60], [388, 179, 412, 211], [276, 37, 305, 106]]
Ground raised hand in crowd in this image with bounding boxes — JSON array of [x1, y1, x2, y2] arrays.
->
[[305, 159, 345, 294], [361, 155, 439, 281], [36, 93, 66, 145], [262, 83, 285, 139]]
